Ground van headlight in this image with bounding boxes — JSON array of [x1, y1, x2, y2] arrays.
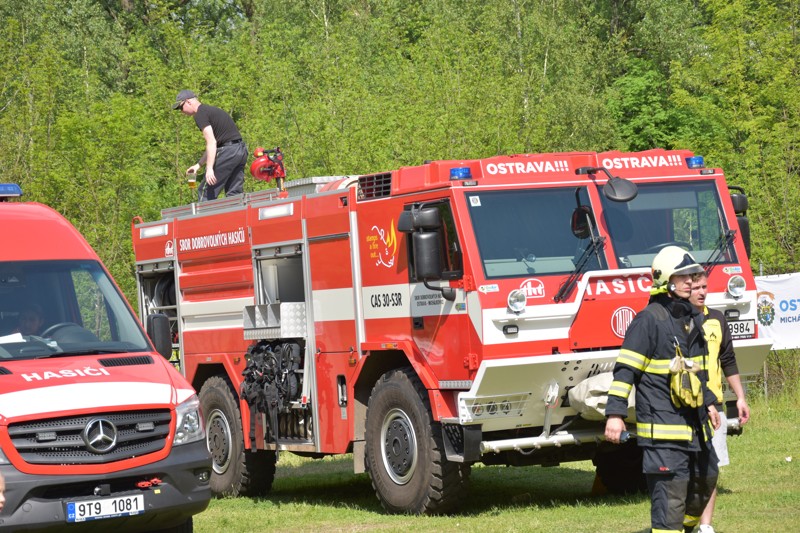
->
[[727, 275, 746, 299], [173, 394, 205, 446]]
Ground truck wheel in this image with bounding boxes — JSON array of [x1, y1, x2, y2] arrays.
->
[[199, 376, 276, 497], [365, 368, 470, 514], [593, 439, 647, 495]]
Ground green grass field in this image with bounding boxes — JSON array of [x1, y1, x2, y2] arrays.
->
[[195, 391, 799, 532]]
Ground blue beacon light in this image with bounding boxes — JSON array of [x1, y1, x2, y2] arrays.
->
[[450, 167, 472, 180], [0, 183, 23, 200], [685, 156, 705, 169]]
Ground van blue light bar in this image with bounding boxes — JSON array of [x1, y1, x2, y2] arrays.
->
[[0, 183, 22, 200]]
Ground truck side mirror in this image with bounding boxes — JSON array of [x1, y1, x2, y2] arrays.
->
[[413, 232, 456, 301], [398, 206, 442, 233], [602, 176, 638, 203], [414, 232, 444, 279], [729, 187, 751, 257], [730, 192, 748, 214], [576, 166, 638, 202], [571, 206, 593, 239], [398, 210, 414, 233], [146, 313, 173, 360]]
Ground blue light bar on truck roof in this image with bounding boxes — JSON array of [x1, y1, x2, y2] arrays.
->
[[685, 156, 705, 169], [450, 167, 472, 180], [0, 183, 22, 200]]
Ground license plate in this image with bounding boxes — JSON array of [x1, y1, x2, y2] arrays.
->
[[66, 494, 144, 523], [728, 319, 755, 339]]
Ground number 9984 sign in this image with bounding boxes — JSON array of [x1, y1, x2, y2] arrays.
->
[[66, 494, 144, 523], [728, 319, 755, 339]]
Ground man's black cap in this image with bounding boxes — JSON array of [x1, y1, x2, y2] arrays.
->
[[172, 89, 197, 110]]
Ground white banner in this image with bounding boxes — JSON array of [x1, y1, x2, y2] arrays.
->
[[755, 273, 800, 350]]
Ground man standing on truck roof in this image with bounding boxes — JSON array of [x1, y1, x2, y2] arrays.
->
[[173, 89, 247, 201], [605, 246, 721, 533], [689, 271, 750, 533]]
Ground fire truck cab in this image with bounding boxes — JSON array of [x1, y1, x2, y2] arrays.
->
[[132, 149, 772, 514], [0, 184, 211, 531]]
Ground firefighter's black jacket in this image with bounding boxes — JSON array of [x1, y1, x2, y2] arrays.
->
[[606, 292, 717, 450]]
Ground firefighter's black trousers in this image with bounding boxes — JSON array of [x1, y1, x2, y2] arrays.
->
[[643, 446, 718, 533]]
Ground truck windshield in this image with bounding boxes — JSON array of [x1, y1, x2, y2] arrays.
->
[[466, 187, 605, 279], [0, 260, 151, 359], [601, 181, 736, 268]]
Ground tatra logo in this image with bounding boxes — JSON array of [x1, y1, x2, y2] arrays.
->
[[519, 278, 545, 299], [83, 418, 118, 454], [367, 221, 398, 268], [611, 306, 636, 339], [165, 240, 174, 258]]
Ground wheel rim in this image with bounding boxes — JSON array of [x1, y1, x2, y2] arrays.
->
[[206, 408, 232, 475], [380, 407, 418, 485]]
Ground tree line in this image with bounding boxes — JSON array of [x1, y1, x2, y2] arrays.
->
[[1, 0, 799, 301]]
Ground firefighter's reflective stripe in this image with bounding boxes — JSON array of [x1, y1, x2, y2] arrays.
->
[[683, 514, 700, 528], [617, 348, 647, 370], [643, 356, 707, 375], [645, 358, 671, 374], [652, 529, 681, 533], [608, 380, 632, 398], [636, 422, 693, 441]]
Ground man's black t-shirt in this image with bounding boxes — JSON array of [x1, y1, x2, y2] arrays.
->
[[194, 104, 241, 146]]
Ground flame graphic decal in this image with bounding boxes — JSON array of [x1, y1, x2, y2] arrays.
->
[[369, 220, 398, 268]]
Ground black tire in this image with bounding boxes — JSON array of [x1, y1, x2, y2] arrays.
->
[[365, 368, 470, 514], [199, 376, 277, 497], [593, 439, 648, 495]]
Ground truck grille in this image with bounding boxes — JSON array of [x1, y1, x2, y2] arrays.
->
[[8, 409, 171, 465]]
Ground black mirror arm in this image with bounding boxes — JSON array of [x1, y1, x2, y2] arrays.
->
[[423, 280, 456, 302]]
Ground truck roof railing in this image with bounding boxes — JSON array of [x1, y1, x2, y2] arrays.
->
[[160, 176, 359, 219]]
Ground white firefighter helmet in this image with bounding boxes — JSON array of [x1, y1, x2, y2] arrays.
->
[[651, 246, 704, 289]]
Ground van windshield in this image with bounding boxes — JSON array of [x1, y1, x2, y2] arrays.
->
[[601, 181, 736, 268], [0, 260, 151, 359]]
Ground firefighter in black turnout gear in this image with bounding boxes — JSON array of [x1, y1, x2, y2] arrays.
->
[[605, 246, 721, 533]]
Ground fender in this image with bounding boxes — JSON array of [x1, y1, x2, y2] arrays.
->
[[357, 340, 456, 421]]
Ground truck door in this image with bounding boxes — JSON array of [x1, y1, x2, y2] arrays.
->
[[306, 193, 357, 453]]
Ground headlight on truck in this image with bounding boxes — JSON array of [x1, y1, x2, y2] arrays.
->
[[727, 274, 746, 299], [173, 394, 205, 446], [507, 289, 527, 314]]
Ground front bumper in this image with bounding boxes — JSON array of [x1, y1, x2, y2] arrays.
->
[[0, 439, 211, 532]]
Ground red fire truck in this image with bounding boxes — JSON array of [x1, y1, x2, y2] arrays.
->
[[132, 149, 772, 514]]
